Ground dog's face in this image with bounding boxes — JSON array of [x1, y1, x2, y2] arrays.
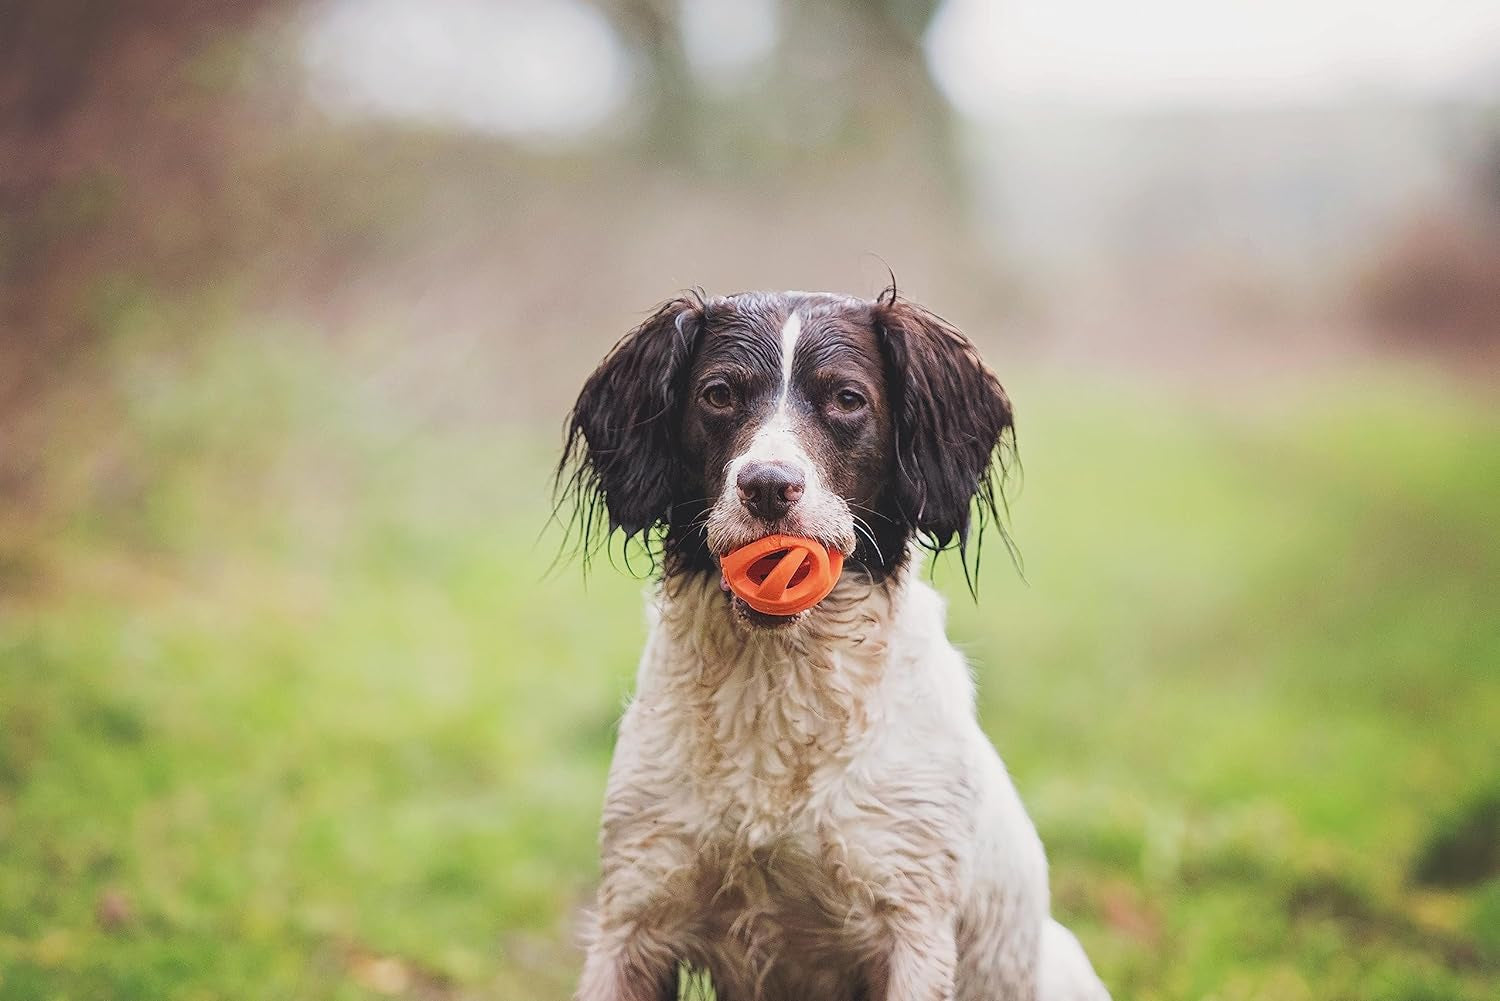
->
[[686, 294, 888, 566], [560, 289, 1013, 624]]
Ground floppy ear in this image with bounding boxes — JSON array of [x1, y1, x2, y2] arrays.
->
[[874, 291, 1015, 560], [558, 296, 704, 554]]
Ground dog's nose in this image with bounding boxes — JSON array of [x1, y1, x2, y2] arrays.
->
[[736, 461, 805, 521]]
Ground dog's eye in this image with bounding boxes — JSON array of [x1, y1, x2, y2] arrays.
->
[[833, 388, 867, 413], [701, 382, 734, 410]]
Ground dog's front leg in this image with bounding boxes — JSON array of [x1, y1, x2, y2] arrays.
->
[[575, 928, 678, 1001], [575, 836, 690, 1001], [872, 916, 958, 1001]]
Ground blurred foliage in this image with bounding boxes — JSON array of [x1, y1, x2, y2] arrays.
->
[[1356, 206, 1500, 360], [1413, 782, 1500, 889], [0, 1, 287, 412]]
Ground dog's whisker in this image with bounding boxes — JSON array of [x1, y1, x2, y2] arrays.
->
[[850, 515, 885, 565]]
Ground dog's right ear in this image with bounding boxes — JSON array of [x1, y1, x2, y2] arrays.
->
[[558, 296, 705, 554]]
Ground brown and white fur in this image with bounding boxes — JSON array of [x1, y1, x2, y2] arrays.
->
[[559, 289, 1108, 1001]]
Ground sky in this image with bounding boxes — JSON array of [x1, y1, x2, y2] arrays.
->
[[928, 0, 1500, 113], [299, 0, 1500, 139], [300, 0, 632, 140]]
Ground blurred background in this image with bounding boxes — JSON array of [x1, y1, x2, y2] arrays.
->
[[2, 1, 1498, 998]]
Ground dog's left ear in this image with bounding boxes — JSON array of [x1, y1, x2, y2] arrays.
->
[[559, 296, 705, 551], [874, 292, 1015, 557]]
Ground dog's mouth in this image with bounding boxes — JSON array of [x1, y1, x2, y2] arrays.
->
[[718, 555, 811, 628]]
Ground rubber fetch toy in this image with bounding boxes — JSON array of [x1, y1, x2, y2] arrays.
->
[[720, 535, 845, 616]]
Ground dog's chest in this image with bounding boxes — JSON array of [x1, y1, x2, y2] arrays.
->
[[639, 644, 902, 930], [678, 642, 883, 844]]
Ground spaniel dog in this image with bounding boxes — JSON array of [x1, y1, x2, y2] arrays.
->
[[560, 289, 1109, 1001]]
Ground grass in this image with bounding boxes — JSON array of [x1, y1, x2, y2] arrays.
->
[[1, 320, 1497, 1000]]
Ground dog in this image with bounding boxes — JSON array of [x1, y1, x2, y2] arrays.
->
[[559, 288, 1109, 1001]]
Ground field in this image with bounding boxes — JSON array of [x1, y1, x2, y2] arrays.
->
[[2, 322, 1497, 1000]]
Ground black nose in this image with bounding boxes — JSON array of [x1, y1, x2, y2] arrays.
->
[[736, 461, 805, 521]]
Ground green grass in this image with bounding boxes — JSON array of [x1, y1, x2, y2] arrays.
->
[[2, 324, 1497, 1000]]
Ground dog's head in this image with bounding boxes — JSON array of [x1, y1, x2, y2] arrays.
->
[[559, 288, 1014, 622]]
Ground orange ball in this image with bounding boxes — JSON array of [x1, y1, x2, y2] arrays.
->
[[720, 535, 846, 616]]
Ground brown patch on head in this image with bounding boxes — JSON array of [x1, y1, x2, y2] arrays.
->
[[560, 288, 1014, 587], [780, 300, 894, 513]]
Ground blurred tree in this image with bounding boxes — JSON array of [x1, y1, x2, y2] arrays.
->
[[0, 0, 281, 428], [787, 0, 956, 163], [598, 0, 956, 174], [599, 0, 696, 156]]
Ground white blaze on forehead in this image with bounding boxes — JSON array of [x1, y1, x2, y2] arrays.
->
[[778, 309, 802, 401], [724, 307, 817, 490]]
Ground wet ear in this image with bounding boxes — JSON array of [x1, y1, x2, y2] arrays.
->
[[875, 292, 1014, 559], [558, 296, 704, 551]]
